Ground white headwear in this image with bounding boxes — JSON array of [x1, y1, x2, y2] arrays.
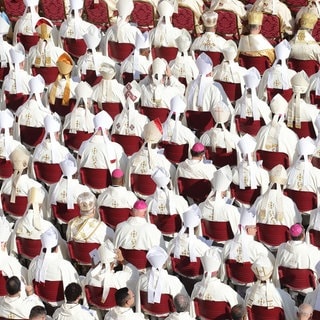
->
[[242, 67, 261, 121], [174, 204, 201, 262], [222, 40, 237, 63], [38, 113, 61, 163], [260, 165, 287, 223], [237, 134, 257, 189], [0, 109, 14, 160], [23, 0, 39, 33], [151, 167, 176, 215], [146, 246, 168, 303], [288, 71, 309, 129], [9, 43, 26, 93], [82, 25, 102, 76], [247, 256, 274, 308], [133, 31, 150, 80], [89, 240, 117, 303], [163, 95, 186, 142], [70, 0, 84, 38], [198, 248, 222, 297], [157, 0, 174, 26], [51, 154, 78, 209], [36, 227, 59, 282], [69, 81, 94, 134], [268, 40, 291, 90], [28, 74, 46, 109], [92, 111, 117, 172], [289, 137, 315, 187], [192, 53, 213, 107], [116, 0, 134, 38]]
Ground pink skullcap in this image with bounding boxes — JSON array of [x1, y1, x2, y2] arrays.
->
[[192, 142, 205, 153], [290, 223, 303, 237], [112, 168, 123, 178], [133, 200, 147, 210]]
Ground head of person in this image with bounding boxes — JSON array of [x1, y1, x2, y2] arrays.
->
[[247, 11, 263, 34], [35, 17, 53, 41], [240, 208, 257, 236], [297, 303, 313, 320], [65, 282, 82, 304], [116, 0, 134, 22], [115, 287, 135, 308], [297, 136, 316, 162], [135, 31, 151, 58], [70, 0, 84, 16], [174, 294, 190, 313], [202, 9, 218, 32], [29, 306, 47, 320], [40, 227, 59, 254], [300, 13, 317, 32], [231, 304, 247, 320], [6, 276, 21, 297], [151, 58, 167, 86], [93, 110, 113, 136], [191, 142, 205, 159], [111, 169, 124, 186], [77, 192, 96, 217], [142, 118, 163, 149], [237, 134, 257, 163], [131, 200, 147, 218], [290, 223, 305, 241], [212, 165, 232, 199]]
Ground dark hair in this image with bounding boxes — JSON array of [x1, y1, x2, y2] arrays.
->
[[191, 149, 205, 157], [29, 306, 47, 319], [231, 304, 247, 320], [115, 287, 130, 307], [174, 294, 190, 313], [65, 282, 82, 303], [6, 276, 21, 295]]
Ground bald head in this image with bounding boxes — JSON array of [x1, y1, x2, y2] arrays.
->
[[298, 303, 313, 320], [174, 294, 190, 313]]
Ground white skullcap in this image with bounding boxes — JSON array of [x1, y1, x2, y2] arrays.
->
[[151, 167, 170, 188], [94, 110, 113, 130], [9, 43, 25, 64], [60, 155, 77, 177], [83, 25, 101, 50], [270, 93, 288, 115], [157, 0, 174, 17], [0, 109, 14, 129], [240, 207, 256, 228], [70, 0, 83, 10], [44, 114, 60, 133], [29, 74, 45, 95], [297, 136, 316, 156], [243, 67, 260, 89], [0, 14, 10, 35], [291, 71, 309, 94], [213, 165, 232, 192], [0, 216, 11, 242], [196, 53, 213, 75], [147, 245, 168, 269], [237, 134, 257, 155], [222, 40, 237, 62], [183, 204, 201, 229], [75, 81, 93, 103], [117, 0, 134, 17], [40, 227, 58, 249], [135, 31, 150, 49], [211, 101, 231, 124], [251, 256, 273, 280], [269, 164, 287, 185], [201, 248, 222, 273], [275, 39, 291, 60]]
